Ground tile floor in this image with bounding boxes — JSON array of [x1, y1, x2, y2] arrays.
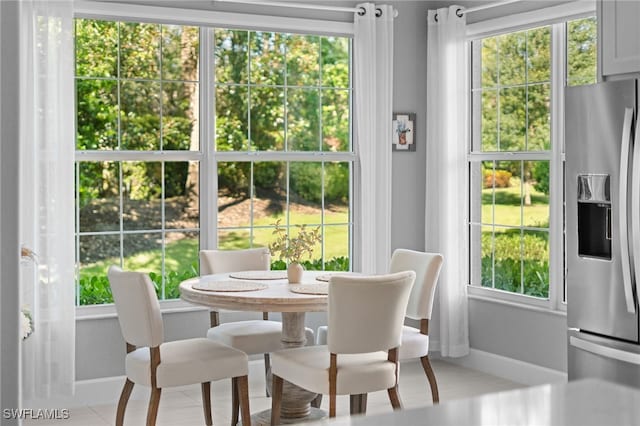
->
[[24, 359, 524, 425]]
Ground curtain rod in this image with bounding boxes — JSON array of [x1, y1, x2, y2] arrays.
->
[[215, 0, 398, 17], [214, 0, 362, 14], [464, 0, 522, 14]]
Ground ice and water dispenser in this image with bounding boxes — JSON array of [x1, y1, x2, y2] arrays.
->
[[577, 174, 611, 259]]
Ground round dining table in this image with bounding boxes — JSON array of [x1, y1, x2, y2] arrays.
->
[[180, 270, 341, 425]]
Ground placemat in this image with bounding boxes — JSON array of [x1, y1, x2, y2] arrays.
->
[[289, 283, 328, 295], [228, 270, 288, 280], [315, 272, 360, 282], [192, 280, 268, 292]]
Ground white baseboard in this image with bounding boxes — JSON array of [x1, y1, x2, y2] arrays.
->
[[442, 348, 567, 386]]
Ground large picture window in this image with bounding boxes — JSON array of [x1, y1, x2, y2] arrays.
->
[[74, 19, 353, 306], [469, 17, 596, 302]]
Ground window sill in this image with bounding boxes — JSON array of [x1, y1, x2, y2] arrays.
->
[[75, 299, 208, 321], [468, 286, 566, 317]]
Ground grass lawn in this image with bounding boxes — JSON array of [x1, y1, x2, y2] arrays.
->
[[481, 183, 549, 229], [80, 209, 350, 279]]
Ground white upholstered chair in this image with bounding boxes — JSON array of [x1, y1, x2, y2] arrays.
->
[[316, 249, 443, 406], [107, 266, 251, 426], [200, 248, 314, 423], [270, 271, 415, 423]]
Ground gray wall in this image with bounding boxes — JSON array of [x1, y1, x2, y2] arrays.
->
[[469, 300, 567, 371], [76, 0, 573, 380], [390, 1, 429, 253]]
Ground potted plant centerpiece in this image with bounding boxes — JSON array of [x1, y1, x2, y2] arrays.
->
[[269, 219, 322, 284]]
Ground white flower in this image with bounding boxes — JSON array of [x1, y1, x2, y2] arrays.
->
[[21, 309, 33, 340]]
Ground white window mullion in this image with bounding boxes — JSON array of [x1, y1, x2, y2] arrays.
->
[[214, 151, 357, 162], [468, 151, 552, 162], [75, 150, 202, 162], [75, 163, 81, 306], [549, 22, 567, 311], [201, 27, 217, 251], [74, 1, 355, 37]]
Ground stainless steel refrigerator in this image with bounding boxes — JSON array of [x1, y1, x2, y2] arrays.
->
[[566, 78, 640, 388]]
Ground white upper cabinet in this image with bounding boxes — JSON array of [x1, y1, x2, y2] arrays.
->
[[600, 0, 640, 76]]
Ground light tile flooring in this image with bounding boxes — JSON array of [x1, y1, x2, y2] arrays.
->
[[25, 359, 524, 425]]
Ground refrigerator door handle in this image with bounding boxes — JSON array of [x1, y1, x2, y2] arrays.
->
[[633, 115, 640, 309], [570, 336, 640, 365], [619, 107, 636, 313]]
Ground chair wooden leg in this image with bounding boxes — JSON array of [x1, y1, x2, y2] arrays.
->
[[116, 379, 134, 426], [387, 385, 403, 411], [201, 382, 213, 426], [236, 375, 251, 426], [420, 355, 440, 404], [231, 377, 239, 426], [263, 353, 271, 397], [349, 393, 367, 415], [311, 394, 323, 409], [329, 353, 337, 418], [270, 374, 284, 425], [146, 387, 162, 426], [330, 392, 337, 417]]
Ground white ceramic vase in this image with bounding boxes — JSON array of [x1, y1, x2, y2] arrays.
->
[[287, 262, 304, 284]]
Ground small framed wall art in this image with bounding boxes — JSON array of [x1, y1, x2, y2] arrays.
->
[[392, 112, 416, 152]]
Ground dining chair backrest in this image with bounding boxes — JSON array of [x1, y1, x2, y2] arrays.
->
[[199, 248, 270, 275], [327, 271, 415, 354], [108, 266, 164, 348], [390, 249, 443, 321]]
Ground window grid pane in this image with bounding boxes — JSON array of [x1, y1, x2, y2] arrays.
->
[[469, 17, 595, 300], [74, 18, 201, 305], [214, 30, 352, 273], [76, 21, 353, 305]]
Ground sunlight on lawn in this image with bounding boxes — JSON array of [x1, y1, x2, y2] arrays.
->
[[220, 210, 349, 260], [80, 209, 349, 278], [481, 185, 549, 229]]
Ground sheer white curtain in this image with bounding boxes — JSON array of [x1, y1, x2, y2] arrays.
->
[[20, 0, 76, 400], [425, 6, 469, 357], [354, 3, 394, 274]]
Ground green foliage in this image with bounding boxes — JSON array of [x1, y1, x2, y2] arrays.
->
[[567, 17, 597, 86], [213, 28, 351, 198], [149, 262, 199, 300], [271, 256, 349, 271], [269, 219, 322, 264], [75, 20, 197, 204], [325, 163, 350, 204], [75, 18, 351, 213], [290, 163, 322, 203], [481, 231, 549, 298], [532, 161, 550, 195], [79, 262, 199, 306], [79, 274, 113, 305]]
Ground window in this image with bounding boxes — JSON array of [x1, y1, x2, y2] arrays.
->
[[468, 17, 596, 304], [74, 18, 353, 306], [214, 30, 353, 270]]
